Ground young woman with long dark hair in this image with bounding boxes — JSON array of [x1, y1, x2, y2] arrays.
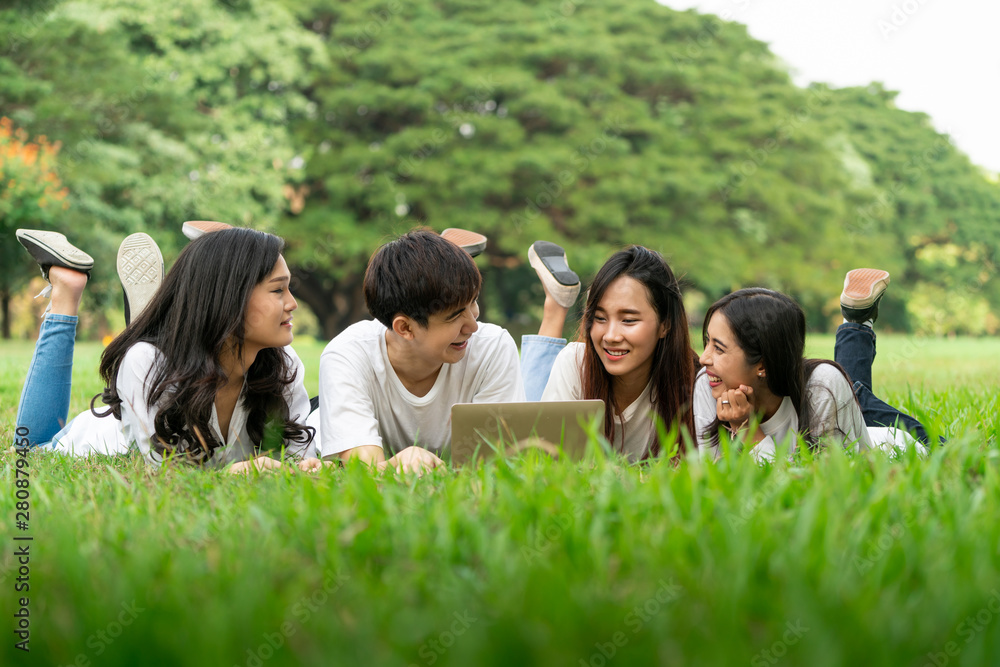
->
[[695, 271, 930, 461], [14, 227, 318, 472], [521, 244, 698, 461]]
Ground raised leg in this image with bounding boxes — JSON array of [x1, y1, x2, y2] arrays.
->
[[836, 271, 933, 445], [834, 322, 875, 391], [522, 241, 580, 400], [521, 334, 567, 401], [15, 265, 89, 447]]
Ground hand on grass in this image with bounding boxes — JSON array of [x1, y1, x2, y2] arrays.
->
[[382, 446, 444, 476], [296, 457, 326, 472], [227, 456, 287, 475]]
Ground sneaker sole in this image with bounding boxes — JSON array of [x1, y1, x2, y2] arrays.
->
[[528, 241, 580, 309], [441, 228, 488, 257], [15, 229, 94, 278], [841, 268, 890, 309], [117, 233, 164, 323], [182, 220, 233, 240], [529, 241, 579, 286]]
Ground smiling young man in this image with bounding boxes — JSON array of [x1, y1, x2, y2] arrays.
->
[[311, 230, 524, 471]]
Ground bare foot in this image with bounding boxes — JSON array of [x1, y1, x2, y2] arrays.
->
[[47, 266, 89, 317]]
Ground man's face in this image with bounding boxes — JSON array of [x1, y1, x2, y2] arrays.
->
[[412, 299, 481, 365]]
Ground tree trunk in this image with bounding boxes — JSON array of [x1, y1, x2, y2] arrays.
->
[[1, 289, 10, 340], [291, 267, 368, 339]]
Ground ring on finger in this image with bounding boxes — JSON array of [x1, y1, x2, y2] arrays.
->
[[721, 400, 730, 405]]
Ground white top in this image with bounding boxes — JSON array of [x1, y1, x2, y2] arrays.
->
[[312, 319, 524, 457], [52, 342, 315, 467], [693, 363, 873, 462], [540, 342, 657, 462]]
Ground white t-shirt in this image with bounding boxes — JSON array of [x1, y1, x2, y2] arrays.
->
[[312, 320, 524, 457], [693, 363, 873, 462], [540, 342, 657, 462], [51, 342, 315, 467]]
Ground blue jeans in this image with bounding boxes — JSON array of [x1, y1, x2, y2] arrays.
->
[[15, 314, 78, 448], [835, 323, 931, 444], [520, 335, 567, 401]]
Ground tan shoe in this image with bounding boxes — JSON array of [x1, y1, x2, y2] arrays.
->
[[841, 268, 890, 324], [441, 228, 487, 257], [182, 220, 233, 240]]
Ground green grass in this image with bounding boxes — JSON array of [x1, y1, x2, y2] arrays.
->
[[2, 335, 1000, 666]]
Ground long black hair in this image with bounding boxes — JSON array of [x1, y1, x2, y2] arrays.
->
[[94, 228, 313, 463], [580, 246, 697, 458], [700, 288, 854, 448]]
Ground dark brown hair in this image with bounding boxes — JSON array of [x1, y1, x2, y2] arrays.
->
[[363, 229, 482, 328]]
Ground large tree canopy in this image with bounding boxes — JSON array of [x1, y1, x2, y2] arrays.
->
[[1, 0, 996, 337]]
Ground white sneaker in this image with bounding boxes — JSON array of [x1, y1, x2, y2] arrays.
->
[[117, 233, 164, 325], [182, 220, 233, 240], [16, 229, 94, 319], [16, 229, 94, 279], [528, 241, 580, 309]]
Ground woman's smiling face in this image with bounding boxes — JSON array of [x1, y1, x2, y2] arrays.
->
[[589, 276, 666, 386], [698, 311, 762, 399], [243, 255, 297, 353]]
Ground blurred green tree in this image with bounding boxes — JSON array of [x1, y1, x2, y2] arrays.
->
[[277, 0, 888, 333], [2, 0, 997, 337], [817, 84, 1000, 333], [0, 0, 324, 330], [0, 117, 69, 338]]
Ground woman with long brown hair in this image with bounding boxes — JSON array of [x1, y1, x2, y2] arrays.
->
[[695, 271, 931, 462], [521, 244, 698, 461], [14, 227, 318, 472]]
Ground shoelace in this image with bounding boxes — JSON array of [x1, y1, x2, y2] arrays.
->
[[34, 283, 53, 318]]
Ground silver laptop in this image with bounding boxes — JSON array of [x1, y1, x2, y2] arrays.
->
[[449, 400, 605, 465]]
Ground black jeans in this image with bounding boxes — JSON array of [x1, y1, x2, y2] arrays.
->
[[834, 323, 931, 445]]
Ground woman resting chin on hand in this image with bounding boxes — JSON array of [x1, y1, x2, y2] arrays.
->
[[696, 278, 931, 462]]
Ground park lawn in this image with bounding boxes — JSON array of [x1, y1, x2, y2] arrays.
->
[[1, 335, 1000, 666]]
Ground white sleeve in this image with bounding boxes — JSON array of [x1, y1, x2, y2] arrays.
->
[[472, 329, 526, 403], [281, 346, 316, 460], [808, 365, 872, 452], [318, 343, 383, 457], [540, 344, 585, 402], [116, 343, 165, 467], [692, 371, 720, 456], [748, 437, 777, 463]]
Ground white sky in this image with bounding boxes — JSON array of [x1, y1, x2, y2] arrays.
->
[[659, 0, 1000, 174]]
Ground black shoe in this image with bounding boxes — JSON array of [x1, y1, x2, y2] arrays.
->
[[16, 229, 94, 279], [841, 269, 890, 324]]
